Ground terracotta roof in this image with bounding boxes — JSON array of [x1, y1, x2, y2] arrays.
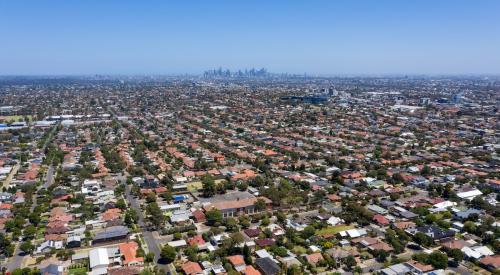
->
[[305, 253, 324, 265], [480, 255, 500, 269], [326, 194, 341, 201], [440, 239, 468, 250], [192, 209, 206, 222], [188, 235, 205, 247], [369, 241, 393, 252], [119, 242, 144, 265], [227, 255, 245, 266], [204, 196, 271, 212], [181, 261, 203, 275], [0, 204, 12, 209], [393, 221, 415, 230], [45, 234, 67, 241], [407, 260, 433, 272], [373, 214, 389, 225], [103, 208, 122, 221], [243, 265, 262, 275]]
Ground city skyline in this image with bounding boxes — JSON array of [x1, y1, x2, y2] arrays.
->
[[1, 0, 500, 75]]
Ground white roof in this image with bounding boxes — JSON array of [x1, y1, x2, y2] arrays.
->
[[461, 247, 481, 259], [0, 167, 12, 175], [167, 239, 187, 247], [472, 246, 494, 256], [327, 216, 343, 226], [160, 204, 181, 211], [457, 189, 482, 199], [345, 228, 367, 238], [432, 200, 457, 209], [255, 249, 273, 259], [89, 248, 109, 268], [309, 245, 321, 252], [173, 176, 187, 182]]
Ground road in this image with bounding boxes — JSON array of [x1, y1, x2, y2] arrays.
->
[[5, 241, 25, 272], [41, 122, 59, 152], [123, 179, 173, 274], [107, 98, 176, 274], [4, 152, 55, 271], [4, 171, 46, 271], [449, 263, 473, 275], [43, 165, 55, 188]]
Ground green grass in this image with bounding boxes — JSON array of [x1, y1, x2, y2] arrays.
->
[[292, 246, 308, 254], [36, 227, 46, 239], [316, 225, 355, 236], [187, 181, 202, 191], [68, 267, 87, 275], [0, 115, 33, 123]]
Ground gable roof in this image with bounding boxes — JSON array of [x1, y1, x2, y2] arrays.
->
[[227, 255, 245, 266], [480, 255, 500, 269], [243, 265, 262, 275], [255, 257, 280, 275], [119, 242, 144, 265], [181, 261, 203, 275]]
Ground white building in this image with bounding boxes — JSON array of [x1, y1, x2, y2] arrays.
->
[[89, 248, 110, 275]]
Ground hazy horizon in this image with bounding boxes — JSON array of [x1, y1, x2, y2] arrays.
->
[[1, 0, 499, 75]]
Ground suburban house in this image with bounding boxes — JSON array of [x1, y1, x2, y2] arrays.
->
[[203, 197, 271, 218]]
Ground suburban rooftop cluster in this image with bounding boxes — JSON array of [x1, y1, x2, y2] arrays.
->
[[0, 75, 498, 275]]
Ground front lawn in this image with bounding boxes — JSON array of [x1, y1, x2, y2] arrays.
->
[[68, 267, 87, 275], [316, 225, 355, 236]]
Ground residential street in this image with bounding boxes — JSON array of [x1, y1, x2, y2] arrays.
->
[[124, 179, 174, 274]]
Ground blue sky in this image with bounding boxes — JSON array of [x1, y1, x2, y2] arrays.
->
[[0, 0, 499, 75]]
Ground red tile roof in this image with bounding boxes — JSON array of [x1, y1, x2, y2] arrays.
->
[[227, 255, 245, 266], [119, 242, 144, 266], [181, 261, 203, 275]]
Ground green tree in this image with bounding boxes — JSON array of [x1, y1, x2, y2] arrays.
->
[[231, 232, 244, 245], [260, 217, 270, 227], [145, 252, 155, 263], [23, 225, 37, 240], [254, 198, 267, 212], [125, 209, 138, 225], [344, 255, 356, 270], [427, 251, 448, 269], [20, 240, 34, 254], [224, 217, 238, 232], [173, 232, 182, 240], [202, 175, 216, 197], [146, 202, 165, 228], [414, 232, 434, 247], [301, 226, 316, 239], [448, 248, 464, 263], [463, 221, 476, 233], [205, 208, 223, 226], [145, 193, 157, 203], [184, 246, 198, 262], [28, 213, 41, 226], [160, 245, 176, 263], [116, 198, 127, 210], [243, 244, 252, 264], [421, 165, 431, 176]]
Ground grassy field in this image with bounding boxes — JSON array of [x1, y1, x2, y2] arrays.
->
[[316, 225, 355, 236], [187, 179, 226, 192], [0, 115, 33, 123], [187, 181, 202, 191]]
